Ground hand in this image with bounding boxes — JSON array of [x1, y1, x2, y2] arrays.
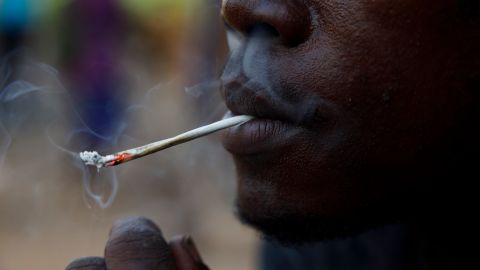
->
[[65, 217, 209, 270]]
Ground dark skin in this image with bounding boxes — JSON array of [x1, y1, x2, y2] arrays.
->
[[67, 0, 479, 269]]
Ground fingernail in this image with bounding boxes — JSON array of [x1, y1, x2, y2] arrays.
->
[[182, 235, 203, 263]]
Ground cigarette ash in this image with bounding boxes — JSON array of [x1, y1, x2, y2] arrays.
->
[[79, 151, 104, 168], [79, 151, 115, 169]]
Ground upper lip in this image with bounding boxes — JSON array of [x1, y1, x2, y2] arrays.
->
[[221, 74, 299, 124]]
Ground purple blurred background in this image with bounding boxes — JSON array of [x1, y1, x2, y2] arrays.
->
[[0, 0, 257, 269]]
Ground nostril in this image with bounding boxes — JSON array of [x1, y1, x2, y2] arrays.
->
[[222, 0, 312, 47], [246, 23, 280, 39]]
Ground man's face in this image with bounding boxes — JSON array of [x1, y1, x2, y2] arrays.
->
[[220, 0, 478, 242]]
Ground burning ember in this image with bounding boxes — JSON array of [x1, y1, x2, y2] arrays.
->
[[79, 115, 253, 168]]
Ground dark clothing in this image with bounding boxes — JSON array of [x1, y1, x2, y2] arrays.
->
[[260, 224, 427, 270]]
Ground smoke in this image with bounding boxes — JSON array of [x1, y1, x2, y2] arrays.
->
[[0, 4, 256, 268], [0, 51, 233, 211], [184, 79, 227, 122], [0, 115, 11, 167], [242, 27, 276, 98], [0, 51, 122, 209], [222, 25, 286, 117], [185, 80, 220, 99], [223, 25, 331, 126]]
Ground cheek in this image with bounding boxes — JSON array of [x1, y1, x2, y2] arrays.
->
[[291, 0, 465, 154], [260, 4, 469, 209]]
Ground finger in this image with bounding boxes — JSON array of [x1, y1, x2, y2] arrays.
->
[[65, 256, 106, 270], [169, 236, 209, 270], [104, 216, 176, 270]]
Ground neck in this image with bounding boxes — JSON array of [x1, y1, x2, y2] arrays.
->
[[410, 180, 477, 270]]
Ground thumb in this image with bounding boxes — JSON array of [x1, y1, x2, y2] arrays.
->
[[104, 216, 176, 270], [169, 236, 210, 270]]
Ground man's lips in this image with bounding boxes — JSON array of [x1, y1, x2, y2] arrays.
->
[[220, 71, 329, 154], [219, 66, 330, 154], [220, 76, 304, 154], [221, 111, 303, 155]]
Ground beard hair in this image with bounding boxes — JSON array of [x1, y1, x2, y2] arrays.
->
[[235, 196, 414, 246]]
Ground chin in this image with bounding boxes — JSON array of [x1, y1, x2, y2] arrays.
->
[[234, 173, 416, 246], [235, 201, 408, 246]]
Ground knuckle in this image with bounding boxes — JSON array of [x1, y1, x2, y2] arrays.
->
[[104, 217, 176, 270], [65, 256, 106, 270], [106, 232, 171, 261]]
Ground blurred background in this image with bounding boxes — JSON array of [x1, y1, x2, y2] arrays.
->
[[0, 0, 258, 269]]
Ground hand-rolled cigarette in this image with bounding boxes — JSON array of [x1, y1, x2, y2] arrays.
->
[[79, 115, 253, 169]]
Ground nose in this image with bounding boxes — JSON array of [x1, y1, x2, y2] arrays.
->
[[222, 0, 312, 46]]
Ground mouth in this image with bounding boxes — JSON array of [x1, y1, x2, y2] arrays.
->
[[222, 111, 303, 155], [220, 78, 306, 155]]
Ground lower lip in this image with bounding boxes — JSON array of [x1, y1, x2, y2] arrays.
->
[[221, 116, 302, 155]]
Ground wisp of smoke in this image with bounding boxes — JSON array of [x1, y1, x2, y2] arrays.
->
[[0, 51, 123, 209], [1, 47, 238, 209], [225, 25, 331, 125], [184, 79, 227, 123]]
